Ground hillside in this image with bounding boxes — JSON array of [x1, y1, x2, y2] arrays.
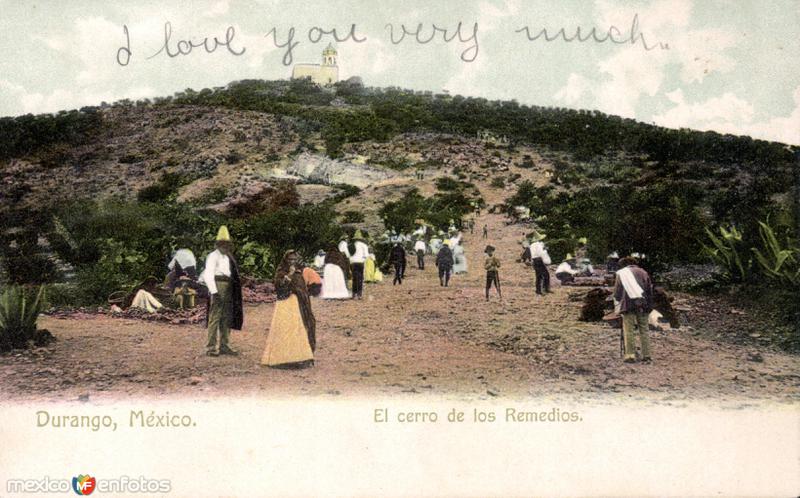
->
[[0, 79, 799, 401], [0, 79, 797, 349]]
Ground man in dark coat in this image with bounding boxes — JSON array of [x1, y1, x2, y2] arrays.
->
[[436, 240, 455, 287], [201, 226, 244, 357], [389, 242, 407, 285]]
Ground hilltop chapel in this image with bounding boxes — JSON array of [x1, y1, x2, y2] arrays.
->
[[291, 43, 339, 85]]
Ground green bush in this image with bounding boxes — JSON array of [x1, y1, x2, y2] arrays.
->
[[435, 177, 461, 191], [137, 172, 191, 203], [341, 210, 365, 224], [507, 180, 707, 272], [242, 203, 344, 263], [237, 241, 275, 280], [379, 188, 482, 233], [0, 285, 47, 351], [73, 239, 151, 305], [330, 184, 362, 202]]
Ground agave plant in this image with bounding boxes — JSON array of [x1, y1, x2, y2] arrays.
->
[[752, 221, 800, 287], [0, 285, 47, 351], [702, 224, 750, 282]]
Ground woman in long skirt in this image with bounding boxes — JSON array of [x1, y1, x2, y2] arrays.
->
[[321, 246, 351, 299], [364, 251, 384, 283], [262, 251, 315, 369], [452, 241, 468, 274]]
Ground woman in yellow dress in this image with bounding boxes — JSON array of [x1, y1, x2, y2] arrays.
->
[[364, 250, 383, 283], [261, 251, 316, 369]]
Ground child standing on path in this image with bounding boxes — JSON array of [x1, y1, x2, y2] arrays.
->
[[484, 245, 501, 301]]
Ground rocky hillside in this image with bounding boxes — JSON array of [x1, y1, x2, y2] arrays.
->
[[0, 102, 563, 235]]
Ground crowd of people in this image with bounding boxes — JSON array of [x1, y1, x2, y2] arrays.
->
[[164, 217, 656, 371]]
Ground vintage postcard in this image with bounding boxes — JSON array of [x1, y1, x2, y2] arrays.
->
[[0, 0, 798, 496]]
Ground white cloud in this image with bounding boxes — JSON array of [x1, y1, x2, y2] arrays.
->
[[653, 86, 800, 145], [554, 73, 592, 105], [554, 0, 738, 118], [654, 89, 754, 127], [339, 38, 396, 80], [441, 0, 519, 97], [202, 0, 230, 18]]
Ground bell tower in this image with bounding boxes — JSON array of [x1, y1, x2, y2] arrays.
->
[[322, 43, 337, 66]]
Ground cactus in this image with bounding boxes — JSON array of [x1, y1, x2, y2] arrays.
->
[[0, 285, 47, 351], [702, 225, 750, 282], [752, 221, 800, 287]]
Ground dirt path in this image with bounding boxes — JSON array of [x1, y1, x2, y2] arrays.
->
[[2, 208, 799, 404]]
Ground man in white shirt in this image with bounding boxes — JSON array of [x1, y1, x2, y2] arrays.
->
[[530, 231, 552, 295], [200, 226, 243, 356], [349, 230, 370, 299], [166, 248, 197, 289], [555, 254, 579, 285], [338, 236, 350, 259], [168, 248, 197, 275], [413, 238, 427, 269]]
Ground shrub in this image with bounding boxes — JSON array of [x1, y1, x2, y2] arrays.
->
[[237, 241, 275, 280], [379, 188, 482, 233], [137, 172, 190, 203], [520, 156, 535, 169], [331, 184, 361, 202], [192, 185, 228, 205], [341, 210, 365, 224], [243, 203, 344, 263], [225, 151, 244, 164], [508, 180, 707, 272], [0, 285, 47, 351], [490, 177, 505, 188], [435, 176, 461, 191]]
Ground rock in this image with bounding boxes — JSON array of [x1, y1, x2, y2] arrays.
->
[[580, 288, 611, 321], [110, 304, 123, 313], [78, 393, 90, 402], [486, 389, 499, 396], [746, 352, 764, 363]]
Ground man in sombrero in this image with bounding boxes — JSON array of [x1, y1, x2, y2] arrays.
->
[[200, 226, 244, 356], [484, 245, 501, 301]]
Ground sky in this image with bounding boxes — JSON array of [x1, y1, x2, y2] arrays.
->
[[0, 0, 798, 145]]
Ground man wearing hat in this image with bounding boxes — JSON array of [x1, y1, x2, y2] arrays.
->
[[613, 256, 654, 363], [436, 239, 455, 287], [200, 226, 243, 356], [349, 230, 370, 299], [389, 240, 407, 285], [555, 254, 579, 285], [484, 245, 501, 301], [413, 237, 427, 270], [530, 230, 552, 295], [606, 251, 620, 273]]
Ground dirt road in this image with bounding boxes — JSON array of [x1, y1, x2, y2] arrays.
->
[[2, 209, 799, 404]]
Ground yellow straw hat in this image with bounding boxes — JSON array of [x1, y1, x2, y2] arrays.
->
[[216, 226, 231, 242]]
